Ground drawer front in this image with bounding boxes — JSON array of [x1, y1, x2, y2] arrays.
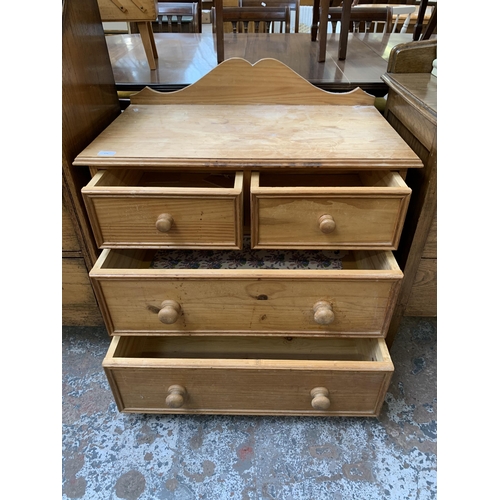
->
[[106, 367, 391, 416], [83, 171, 243, 249], [251, 171, 411, 249], [91, 249, 402, 337], [104, 336, 393, 416]]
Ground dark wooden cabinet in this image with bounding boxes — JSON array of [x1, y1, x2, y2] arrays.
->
[[382, 39, 437, 346]]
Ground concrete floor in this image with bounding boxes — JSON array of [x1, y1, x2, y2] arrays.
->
[[62, 317, 436, 499]]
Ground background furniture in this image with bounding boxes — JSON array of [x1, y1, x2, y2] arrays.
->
[[413, 0, 436, 40], [241, 0, 301, 33], [97, 0, 159, 69], [62, 0, 121, 326], [328, 5, 393, 34], [158, 0, 201, 31], [213, 5, 291, 34], [382, 38, 437, 346], [328, 3, 415, 34], [313, 0, 352, 61], [130, 0, 203, 33], [213, 0, 292, 61]]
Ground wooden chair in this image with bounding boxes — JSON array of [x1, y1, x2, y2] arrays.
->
[[157, 1, 202, 33], [413, 0, 437, 41], [239, 0, 300, 33], [328, 5, 393, 34], [213, 5, 291, 34], [213, 0, 291, 62]]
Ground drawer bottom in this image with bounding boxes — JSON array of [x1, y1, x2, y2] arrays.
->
[[103, 336, 393, 416]]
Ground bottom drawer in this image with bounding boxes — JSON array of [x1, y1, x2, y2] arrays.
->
[[103, 336, 393, 416]]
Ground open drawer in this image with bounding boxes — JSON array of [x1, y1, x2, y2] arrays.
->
[[103, 335, 394, 416], [82, 170, 243, 249], [90, 246, 402, 337], [251, 171, 411, 249]]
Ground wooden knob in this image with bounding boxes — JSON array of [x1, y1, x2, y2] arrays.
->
[[313, 301, 335, 325], [158, 300, 181, 324], [156, 213, 174, 233], [310, 387, 331, 410], [165, 385, 187, 408], [318, 214, 336, 234]]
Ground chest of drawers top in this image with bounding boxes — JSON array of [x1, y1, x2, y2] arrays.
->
[[73, 58, 422, 171]]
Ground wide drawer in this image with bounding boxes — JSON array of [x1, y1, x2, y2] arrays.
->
[[82, 170, 243, 249], [91, 246, 402, 337], [103, 335, 394, 416], [251, 171, 411, 249]]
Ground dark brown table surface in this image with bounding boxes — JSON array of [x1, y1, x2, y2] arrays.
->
[[106, 32, 424, 95]]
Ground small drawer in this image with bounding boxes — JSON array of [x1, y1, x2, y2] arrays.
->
[[90, 246, 402, 337], [103, 336, 394, 416], [251, 171, 411, 249], [82, 170, 243, 249]]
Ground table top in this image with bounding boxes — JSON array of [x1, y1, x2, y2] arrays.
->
[[106, 32, 423, 94], [74, 58, 422, 170]]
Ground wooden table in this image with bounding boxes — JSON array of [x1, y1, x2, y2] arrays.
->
[[105, 32, 424, 95]]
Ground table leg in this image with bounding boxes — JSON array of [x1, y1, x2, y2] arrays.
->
[[311, 0, 319, 41], [214, 0, 224, 63], [412, 0, 428, 41], [317, 0, 329, 62], [421, 5, 437, 40], [137, 21, 157, 70], [147, 21, 158, 59], [338, 0, 352, 60]]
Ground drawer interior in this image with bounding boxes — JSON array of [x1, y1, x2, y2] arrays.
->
[[112, 336, 388, 362], [97, 246, 398, 272], [257, 171, 406, 189], [93, 170, 237, 189]]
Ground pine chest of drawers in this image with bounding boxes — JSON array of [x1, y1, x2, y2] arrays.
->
[[74, 58, 422, 417]]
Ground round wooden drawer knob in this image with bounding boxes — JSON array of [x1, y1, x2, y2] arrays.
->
[[313, 301, 335, 325], [165, 385, 187, 408], [156, 213, 174, 233], [158, 300, 181, 324], [310, 387, 331, 410], [318, 214, 336, 234]]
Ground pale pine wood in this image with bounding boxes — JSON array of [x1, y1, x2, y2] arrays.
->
[[82, 170, 244, 249], [97, 0, 158, 21], [74, 58, 422, 170], [103, 335, 393, 415], [68, 54, 425, 415], [158, 300, 181, 324], [98, 1, 159, 69], [90, 248, 402, 337], [137, 21, 158, 70], [313, 301, 335, 325], [74, 105, 422, 170], [128, 58, 375, 105], [310, 387, 330, 410], [165, 385, 187, 408], [251, 171, 411, 249]]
